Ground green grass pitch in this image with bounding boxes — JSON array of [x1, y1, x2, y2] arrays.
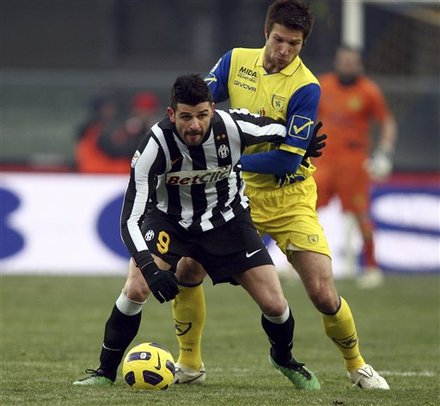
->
[[1, 274, 439, 405]]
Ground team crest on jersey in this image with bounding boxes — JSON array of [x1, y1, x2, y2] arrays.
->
[[217, 144, 229, 159], [144, 229, 155, 241], [131, 150, 141, 168], [271, 94, 286, 112], [289, 115, 313, 140]]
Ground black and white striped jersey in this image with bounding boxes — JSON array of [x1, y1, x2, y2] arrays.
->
[[121, 108, 286, 268]]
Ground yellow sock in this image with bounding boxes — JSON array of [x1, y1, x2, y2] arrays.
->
[[321, 297, 365, 372], [172, 284, 206, 370]]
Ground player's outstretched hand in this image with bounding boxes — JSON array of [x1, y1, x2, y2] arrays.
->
[[141, 262, 179, 303]]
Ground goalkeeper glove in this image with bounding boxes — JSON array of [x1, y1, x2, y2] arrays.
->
[[368, 147, 393, 181], [140, 261, 179, 303]]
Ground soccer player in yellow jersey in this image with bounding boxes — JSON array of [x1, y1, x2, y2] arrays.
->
[[172, 0, 390, 390]]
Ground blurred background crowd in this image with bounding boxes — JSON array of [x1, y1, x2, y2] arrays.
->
[[2, 0, 439, 173]]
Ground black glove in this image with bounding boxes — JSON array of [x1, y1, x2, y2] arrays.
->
[[275, 172, 299, 188], [302, 121, 327, 163], [275, 122, 327, 186], [140, 261, 179, 303]]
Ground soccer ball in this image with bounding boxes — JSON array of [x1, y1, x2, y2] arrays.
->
[[122, 342, 175, 390]]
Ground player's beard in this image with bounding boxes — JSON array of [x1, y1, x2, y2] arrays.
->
[[183, 130, 204, 146]]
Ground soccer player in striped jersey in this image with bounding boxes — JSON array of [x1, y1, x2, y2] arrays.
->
[[73, 73, 321, 389], [172, 0, 389, 390]]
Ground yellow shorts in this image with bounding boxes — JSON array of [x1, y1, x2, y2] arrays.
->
[[245, 176, 331, 258]]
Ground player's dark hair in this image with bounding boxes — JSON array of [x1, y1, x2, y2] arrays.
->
[[265, 0, 315, 42], [170, 74, 213, 109]]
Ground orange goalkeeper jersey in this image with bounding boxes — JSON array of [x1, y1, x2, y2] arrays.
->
[[317, 73, 391, 158]]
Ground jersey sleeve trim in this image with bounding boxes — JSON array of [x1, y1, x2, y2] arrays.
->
[[279, 144, 306, 156]]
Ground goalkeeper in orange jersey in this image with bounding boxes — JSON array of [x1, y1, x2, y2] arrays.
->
[[316, 44, 398, 289], [172, 0, 390, 390]]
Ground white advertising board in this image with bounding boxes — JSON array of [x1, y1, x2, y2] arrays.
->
[[1, 173, 439, 277]]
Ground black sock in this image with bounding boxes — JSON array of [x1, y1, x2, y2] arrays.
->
[[261, 309, 294, 366], [98, 304, 141, 380]]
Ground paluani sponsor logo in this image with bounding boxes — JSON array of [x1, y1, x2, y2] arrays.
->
[[166, 165, 231, 185]]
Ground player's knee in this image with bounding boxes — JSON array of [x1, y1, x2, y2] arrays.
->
[[124, 279, 149, 302], [260, 296, 288, 316], [309, 288, 339, 314], [176, 257, 206, 285]]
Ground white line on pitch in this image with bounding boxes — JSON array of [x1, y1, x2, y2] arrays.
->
[[379, 370, 436, 377], [210, 368, 437, 378]]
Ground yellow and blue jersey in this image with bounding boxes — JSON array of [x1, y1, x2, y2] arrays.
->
[[206, 47, 321, 190]]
